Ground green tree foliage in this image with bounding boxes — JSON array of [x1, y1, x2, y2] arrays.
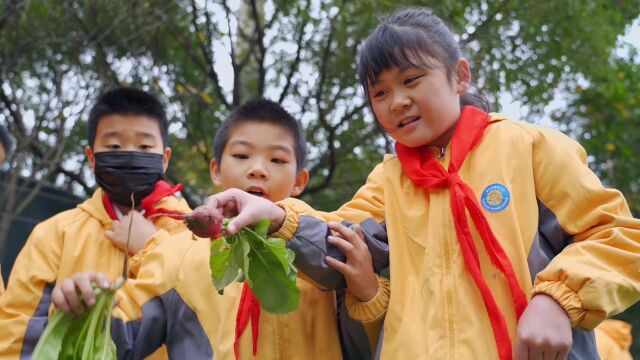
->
[[555, 50, 640, 215]]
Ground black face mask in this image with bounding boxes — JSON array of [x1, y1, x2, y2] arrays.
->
[[94, 151, 165, 207]]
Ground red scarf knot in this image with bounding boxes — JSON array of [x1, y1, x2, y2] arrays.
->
[[102, 180, 184, 221]]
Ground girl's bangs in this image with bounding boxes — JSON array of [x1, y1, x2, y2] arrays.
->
[[358, 25, 443, 89]]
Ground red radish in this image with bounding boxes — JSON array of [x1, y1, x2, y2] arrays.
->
[[184, 206, 224, 238]]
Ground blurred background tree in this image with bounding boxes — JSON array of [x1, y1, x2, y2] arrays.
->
[[1, 0, 639, 355]]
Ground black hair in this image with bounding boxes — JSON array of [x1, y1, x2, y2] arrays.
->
[[213, 99, 307, 173], [358, 6, 490, 112], [0, 124, 12, 157], [87, 87, 169, 148]]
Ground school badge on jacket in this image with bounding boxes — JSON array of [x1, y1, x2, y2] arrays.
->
[[481, 183, 511, 213]]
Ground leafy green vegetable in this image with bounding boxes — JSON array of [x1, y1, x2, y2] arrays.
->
[[33, 287, 118, 359], [209, 218, 300, 314]]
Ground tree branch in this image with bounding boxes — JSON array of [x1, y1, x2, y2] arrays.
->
[[278, 4, 310, 103], [460, 0, 511, 46], [57, 166, 92, 195], [189, 0, 230, 109], [249, 0, 267, 95], [220, 0, 241, 106]]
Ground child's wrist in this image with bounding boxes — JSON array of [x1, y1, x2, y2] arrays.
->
[[268, 206, 286, 233], [352, 273, 379, 302]]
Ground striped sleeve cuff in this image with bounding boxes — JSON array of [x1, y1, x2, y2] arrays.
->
[[345, 276, 390, 323], [272, 199, 304, 240], [532, 280, 606, 329]]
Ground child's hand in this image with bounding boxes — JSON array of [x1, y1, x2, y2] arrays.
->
[[205, 188, 285, 234], [105, 210, 156, 254], [52, 272, 111, 315], [515, 294, 572, 360], [324, 222, 378, 302]]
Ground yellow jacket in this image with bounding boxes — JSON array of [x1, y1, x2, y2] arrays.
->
[[112, 223, 390, 359], [595, 319, 633, 360], [0, 188, 190, 359], [275, 114, 640, 359]]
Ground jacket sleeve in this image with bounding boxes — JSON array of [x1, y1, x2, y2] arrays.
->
[[128, 207, 191, 277], [528, 126, 640, 330], [275, 162, 389, 291], [109, 230, 213, 360], [127, 230, 172, 277], [340, 276, 390, 359], [594, 319, 633, 360], [0, 221, 61, 359]]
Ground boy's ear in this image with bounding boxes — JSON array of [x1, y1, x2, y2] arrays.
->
[[455, 58, 471, 94], [85, 146, 96, 171], [209, 158, 223, 187], [162, 147, 172, 173], [290, 169, 309, 197]]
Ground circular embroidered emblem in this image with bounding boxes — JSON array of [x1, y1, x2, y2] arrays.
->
[[481, 183, 510, 213]]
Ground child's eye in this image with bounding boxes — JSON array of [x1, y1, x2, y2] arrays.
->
[[271, 158, 287, 164], [404, 76, 421, 85], [106, 144, 121, 150], [372, 90, 387, 98], [139, 145, 153, 150], [232, 154, 249, 160]]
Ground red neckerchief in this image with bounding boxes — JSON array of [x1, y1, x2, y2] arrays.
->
[[102, 180, 185, 221], [234, 283, 260, 359], [395, 106, 527, 360]]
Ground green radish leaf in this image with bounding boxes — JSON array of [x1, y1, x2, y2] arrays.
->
[[207, 218, 300, 314], [236, 240, 251, 287], [242, 227, 300, 314], [236, 270, 245, 283], [209, 238, 235, 291], [253, 218, 270, 239], [32, 312, 73, 359], [34, 288, 118, 360], [284, 247, 295, 265], [93, 293, 117, 360], [225, 228, 243, 245], [264, 237, 294, 274], [246, 239, 300, 314]]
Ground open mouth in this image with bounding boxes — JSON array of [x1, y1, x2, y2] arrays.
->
[[246, 186, 267, 198], [398, 116, 420, 128]]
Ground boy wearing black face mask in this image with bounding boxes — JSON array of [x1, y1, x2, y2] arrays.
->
[[0, 87, 190, 358]]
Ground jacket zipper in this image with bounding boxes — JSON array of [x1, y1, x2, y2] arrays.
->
[[439, 148, 456, 360], [276, 315, 285, 359]]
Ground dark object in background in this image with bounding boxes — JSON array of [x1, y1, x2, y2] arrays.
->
[[0, 173, 83, 284]]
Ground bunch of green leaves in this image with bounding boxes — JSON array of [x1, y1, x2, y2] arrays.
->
[[32, 287, 118, 360], [210, 219, 300, 314]]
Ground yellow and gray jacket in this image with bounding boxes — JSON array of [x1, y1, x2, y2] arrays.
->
[[0, 189, 190, 359], [109, 217, 389, 360], [595, 319, 633, 360], [274, 114, 640, 359]]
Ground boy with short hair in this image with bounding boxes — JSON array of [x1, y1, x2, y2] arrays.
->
[[0, 87, 190, 358], [53, 99, 388, 359]]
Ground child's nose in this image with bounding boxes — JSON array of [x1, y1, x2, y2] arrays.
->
[[391, 92, 411, 112], [247, 163, 268, 179]]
